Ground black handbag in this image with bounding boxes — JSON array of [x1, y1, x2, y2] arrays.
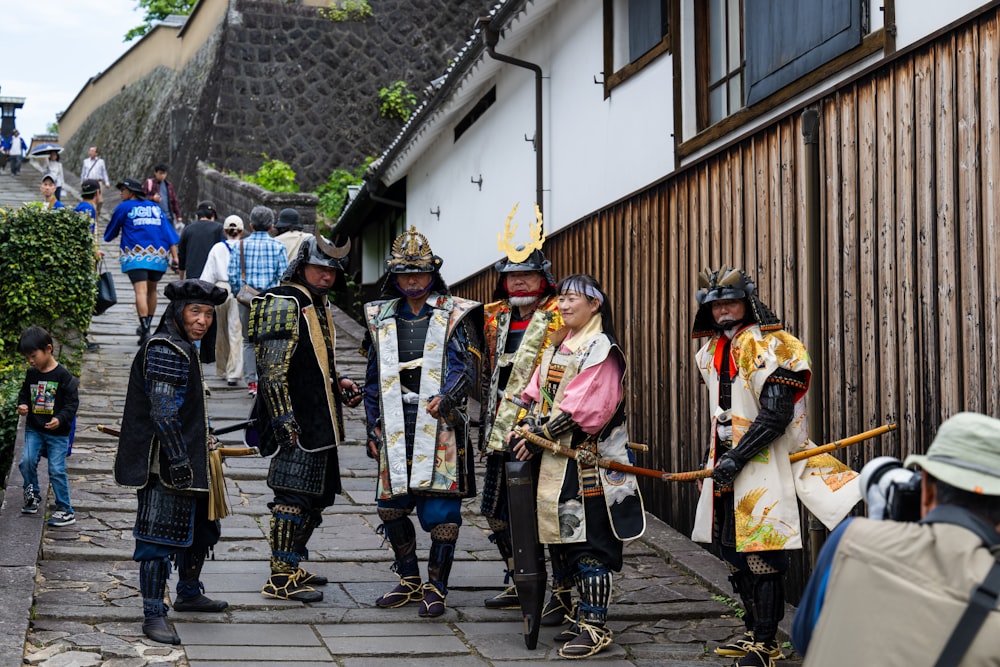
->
[[95, 259, 117, 315]]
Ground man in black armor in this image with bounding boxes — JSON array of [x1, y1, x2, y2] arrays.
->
[[363, 227, 483, 618], [114, 279, 230, 645], [249, 231, 361, 602]]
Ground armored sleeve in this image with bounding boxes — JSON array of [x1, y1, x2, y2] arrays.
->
[[144, 342, 190, 463], [728, 369, 806, 465], [249, 294, 300, 447], [436, 323, 476, 416]]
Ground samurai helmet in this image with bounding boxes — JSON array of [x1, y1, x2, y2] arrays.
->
[[385, 226, 443, 274], [283, 227, 351, 281], [492, 203, 556, 299], [691, 265, 783, 338]]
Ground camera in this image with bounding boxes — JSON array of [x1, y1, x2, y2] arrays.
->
[[859, 456, 922, 522]]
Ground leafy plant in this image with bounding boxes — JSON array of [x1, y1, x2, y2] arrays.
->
[[0, 205, 95, 485], [244, 159, 299, 193], [45, 121, 58, 135], [318, 0, 373, 23], [125, 0, 197, 41], [711, 594, 746, 619], [316, 157, 374, 220], [378, 81, 418, 122]]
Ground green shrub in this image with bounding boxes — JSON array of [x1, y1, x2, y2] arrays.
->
[[319, 0, 373, 22], [0, 205, 95, 486], [0, 364, 21, 489], [245, 159, 299, 193], [316, 157, 374, 221], [378, 81, 418, 122]]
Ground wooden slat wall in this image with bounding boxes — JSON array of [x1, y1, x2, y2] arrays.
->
[[453, 10, 1000, 562]]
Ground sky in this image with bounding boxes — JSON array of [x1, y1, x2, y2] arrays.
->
[[0, 1, 146, 141]]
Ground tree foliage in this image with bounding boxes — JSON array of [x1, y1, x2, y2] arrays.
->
[[378, 81, 418, 122], [244, 159, 299, 193], [125, 0, 197, 42], [316, 157, 373, 221], [318, 0, 374, 23]]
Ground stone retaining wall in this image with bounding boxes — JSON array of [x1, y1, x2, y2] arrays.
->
[[197, 162, 318, 230]]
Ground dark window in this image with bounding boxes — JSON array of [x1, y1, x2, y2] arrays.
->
[[744, 0, 865, 106], [698, 0, 744, 128], [454, 86, 496, 142], [603, 0, 670, 95], [628, 0, 670, 61]]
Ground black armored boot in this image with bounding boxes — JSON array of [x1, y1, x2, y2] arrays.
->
[[420, 523, 459, 618], [541, 546, 574, 626], [293, 509, 328, 586], [375, 509, 423, 608], [140, 557, 180, 645], [484, 518, 519, 609], [735, 574, 786, 667], [262, 505, 323, 602], [173, 548, 228, 612], [716, 569, 758, 657], [558, 560, 613, 659]]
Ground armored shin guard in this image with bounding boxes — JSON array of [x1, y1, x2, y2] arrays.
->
[[751, 573, 785, 646], [173, 548, 228, 612], [269, 504, 305, 574], [294, 510, 327, 586], [376, 508, 422, 608], [559, 559, 613, 659], [140, 557, 171, 619], [730, 569, 757, 632], [420, 523, 459, 618]]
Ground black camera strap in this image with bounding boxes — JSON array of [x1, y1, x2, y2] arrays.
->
[[921, 506, 1000, 667]]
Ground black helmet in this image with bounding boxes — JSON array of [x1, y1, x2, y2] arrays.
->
[[283, 229, 351, 281], [691, 266, 782, 338]]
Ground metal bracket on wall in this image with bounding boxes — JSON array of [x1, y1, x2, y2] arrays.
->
[[524, 134, 535, 150], [594, 72, 604, 84], [470, 175, 483, 191], [430, 206, 441, 220]]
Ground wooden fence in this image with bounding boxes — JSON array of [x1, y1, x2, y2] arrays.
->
[[453, 8, 1000, 577]]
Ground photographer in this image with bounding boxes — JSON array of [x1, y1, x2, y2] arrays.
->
[[792, 412, 1000, 665]]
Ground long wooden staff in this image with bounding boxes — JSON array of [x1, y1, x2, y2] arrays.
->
[[512, 422, 896, 483]]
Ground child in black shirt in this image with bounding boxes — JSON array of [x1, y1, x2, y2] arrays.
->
[[16, 326, 80, 526]]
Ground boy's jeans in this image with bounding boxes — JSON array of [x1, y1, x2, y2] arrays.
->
[[20, 427, 74, 513]]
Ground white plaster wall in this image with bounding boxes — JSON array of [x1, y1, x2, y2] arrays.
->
[[893, 0, 989, 48], [400, 0, 676, 284]]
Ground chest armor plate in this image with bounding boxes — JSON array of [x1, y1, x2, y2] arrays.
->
[[397, 314, 431, 392]]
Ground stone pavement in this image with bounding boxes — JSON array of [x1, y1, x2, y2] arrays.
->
[[0, 168, 804, 666]]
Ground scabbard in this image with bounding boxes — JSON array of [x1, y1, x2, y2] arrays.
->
[[505, 460, 547, 650]]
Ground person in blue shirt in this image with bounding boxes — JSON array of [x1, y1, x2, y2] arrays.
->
[[105, 178, 180, 344], [39, 174, 65, 210]]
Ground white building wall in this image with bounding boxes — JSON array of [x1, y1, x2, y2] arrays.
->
[[401, 1, 675, 284]]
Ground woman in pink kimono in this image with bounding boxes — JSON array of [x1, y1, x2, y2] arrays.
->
[[512, 274, 644, 659]]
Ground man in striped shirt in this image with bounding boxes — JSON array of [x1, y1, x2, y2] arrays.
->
[[228, 206, 288, 397]]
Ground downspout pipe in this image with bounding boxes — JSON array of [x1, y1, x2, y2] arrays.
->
[[476, 16, 544, 216], [801, 107, 825, 568]]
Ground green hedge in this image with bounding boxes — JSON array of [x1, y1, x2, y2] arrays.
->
[[0, 205, 95, 488]]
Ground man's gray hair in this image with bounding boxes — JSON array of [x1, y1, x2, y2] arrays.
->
[[249, 205, 275, 230]]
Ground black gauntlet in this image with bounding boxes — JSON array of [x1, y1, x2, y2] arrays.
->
[[168, 457, 194, 490]]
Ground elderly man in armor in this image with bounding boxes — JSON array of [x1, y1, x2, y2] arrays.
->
[[363, 227, 483, 618], [113, 279, 230, 645], [248, 231, 362, 603], [479, 228, 570, 623], [691, 266, 860, 667]]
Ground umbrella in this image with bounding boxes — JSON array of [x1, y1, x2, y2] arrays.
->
[[30, 143, 63, 156]]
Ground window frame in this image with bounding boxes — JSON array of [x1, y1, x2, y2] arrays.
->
[[603, 0, 671, 98]]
